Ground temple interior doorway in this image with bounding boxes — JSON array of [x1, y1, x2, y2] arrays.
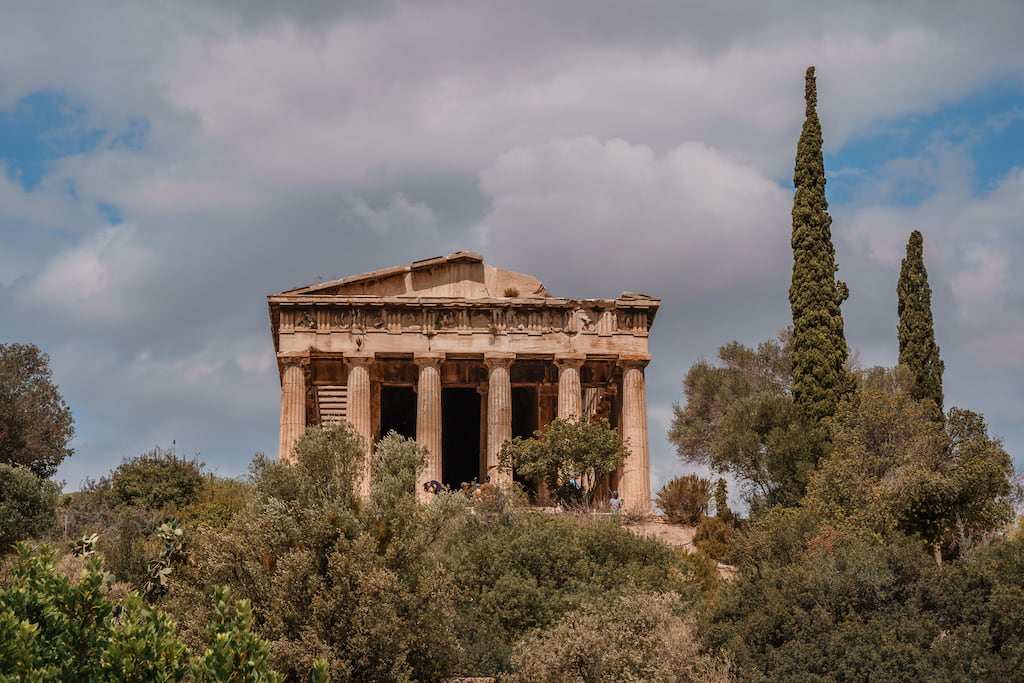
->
[[380, 386, 416, 440], [442, 388, 481, 489], [512, 386, 538, 494], [511, 387, 538, 439]]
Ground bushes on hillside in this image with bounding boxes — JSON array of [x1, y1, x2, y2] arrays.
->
[[509, 593, 729, 682], [656, 475, 713, 525], [0, 463, 59, 551], [104, 447, 205, 511]]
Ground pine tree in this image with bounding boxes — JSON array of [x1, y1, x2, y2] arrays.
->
[[789, 66, 852, 424], [898, 230, 944, 420]]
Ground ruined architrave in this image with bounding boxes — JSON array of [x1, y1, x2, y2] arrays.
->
[[267, 252, 659, 511]]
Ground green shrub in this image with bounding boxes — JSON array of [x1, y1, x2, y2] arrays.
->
[[694, 516, 736, 562], [655, 474, 712, 525], [105, 447, 205, 510], [0, 463, 59, 551], [509, 593, 729, 682]]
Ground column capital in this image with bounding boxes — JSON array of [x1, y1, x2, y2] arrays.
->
[[554, 353, 587, 369], [413, 352, 445, 367], [484, 352, 515, 369], [278, 352, 310, 369], [618, 354, 650, 369], [344, 352, 375, 367]]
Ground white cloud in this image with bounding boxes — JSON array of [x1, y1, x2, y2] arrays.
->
[[952, 247, 1009, 321], [479, 136, 792, 298], [29, 223, 157, 321]]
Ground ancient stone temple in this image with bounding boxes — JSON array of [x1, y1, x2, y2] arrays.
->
[[267, 252, 659, 510]]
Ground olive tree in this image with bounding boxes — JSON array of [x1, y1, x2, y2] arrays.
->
[[500, 418, 628, 506]]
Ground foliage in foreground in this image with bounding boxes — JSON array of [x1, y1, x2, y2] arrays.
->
[[0, 544, 288, 682], [154, 423, 713, 681], [510, 592, 729, 683], [704, 513, 1024, 682], [439, 508, 716, 675]]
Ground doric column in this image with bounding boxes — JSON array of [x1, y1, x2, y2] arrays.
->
[[415, 353, 444, 489], [277, 356, 308, 463], [554, 354, 586, 420], [484, 353, 514, 484], [346, 353, 374, 496], [618, 356, 651, 514]]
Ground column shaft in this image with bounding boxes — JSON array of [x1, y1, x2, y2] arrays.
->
[[619, 357, 651, 514], [277, 359, 306, 463], [346, 354, 374, 496], [555, 354, 586, 420], [485, 354, 514, 484], [415, 354, 443, 488]]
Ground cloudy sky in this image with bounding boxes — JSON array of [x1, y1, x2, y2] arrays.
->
[[3, 1, 1023, 498]]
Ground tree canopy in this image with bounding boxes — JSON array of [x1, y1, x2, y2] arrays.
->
[[669, 336, 827, 510], [0, 343, 74, 478], [805, 366, 1014, 549]]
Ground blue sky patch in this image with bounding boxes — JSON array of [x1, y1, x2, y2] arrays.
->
[[0, 90, 148, 195], [828, 80, 1024, 206]]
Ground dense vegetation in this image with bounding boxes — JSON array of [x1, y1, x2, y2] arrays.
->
[[3, 433, 721, 681]]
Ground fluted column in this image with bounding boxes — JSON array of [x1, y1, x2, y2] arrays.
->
[[415, 353, 444, 489], [554, 354, 586, 420], [619, 356, 651, 514], [346, 353, 374, 496], [277, 357, 307, 463], [484, 353, 514, 484]]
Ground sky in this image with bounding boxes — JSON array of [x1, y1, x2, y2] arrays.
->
[[2, 1, 1023, 503]]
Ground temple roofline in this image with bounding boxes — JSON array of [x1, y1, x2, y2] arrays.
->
[[274, 251, 486, 296]]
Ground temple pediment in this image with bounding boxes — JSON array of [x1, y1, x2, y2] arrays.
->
[[277, 251, 550, 299]]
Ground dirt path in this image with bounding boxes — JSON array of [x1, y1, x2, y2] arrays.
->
[[624, 518, 697, 549], [625, 517, 736, 578]]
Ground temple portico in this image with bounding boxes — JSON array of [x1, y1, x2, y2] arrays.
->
[[268, 252, 659, 511]]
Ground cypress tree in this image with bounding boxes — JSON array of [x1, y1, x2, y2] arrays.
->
[[897, 230, 944, 420], [789, 66, 852, 423]]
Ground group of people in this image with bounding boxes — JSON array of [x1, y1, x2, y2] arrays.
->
[[422, 475, 496, 498]]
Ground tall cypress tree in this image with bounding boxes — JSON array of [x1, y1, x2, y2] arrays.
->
[[789, 66, 851, 423], [897, 229, 944, 420]]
